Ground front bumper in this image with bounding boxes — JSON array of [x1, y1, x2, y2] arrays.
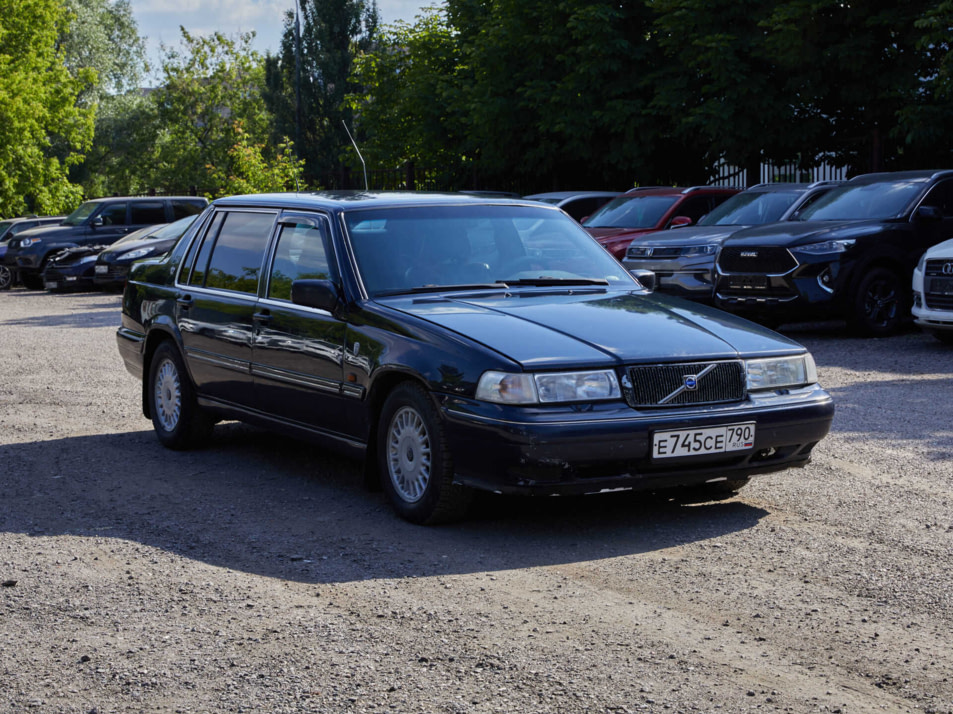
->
[[42, 263, 97, 291], [441, 385, 834, 495]]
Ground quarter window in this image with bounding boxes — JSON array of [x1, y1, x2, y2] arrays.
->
[[268, 219, 333, 301], [203, 212, 276, 294]]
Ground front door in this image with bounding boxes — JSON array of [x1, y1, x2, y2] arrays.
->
[[251, 212, 351, 439]]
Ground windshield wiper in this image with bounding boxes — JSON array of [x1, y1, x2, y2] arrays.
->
[[497, 277, 610, 287], [376, 283, 507, 296]]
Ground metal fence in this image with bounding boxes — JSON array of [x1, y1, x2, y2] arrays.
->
[[712, 159, 848, 186]]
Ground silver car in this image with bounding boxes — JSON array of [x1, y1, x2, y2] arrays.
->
[[621, 181, 839, 301]]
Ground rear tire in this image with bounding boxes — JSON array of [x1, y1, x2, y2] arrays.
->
[[148, 341, 214, 450], [849, 267, 906, 336], [378, 382, 473, 524]]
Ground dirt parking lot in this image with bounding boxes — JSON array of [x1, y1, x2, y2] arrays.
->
[[1, 288, 952, 714]]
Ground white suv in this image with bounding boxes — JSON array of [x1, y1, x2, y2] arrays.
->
[[912, 237, 953, 344]]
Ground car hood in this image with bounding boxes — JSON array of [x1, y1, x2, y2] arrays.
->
[[725, 219, 890, 248], [100, 237, 178, 261], [382, 289, 805, 369], [12, 225, 83, 243], [631, 225, 752, 248], [924, 236, 953, 259]]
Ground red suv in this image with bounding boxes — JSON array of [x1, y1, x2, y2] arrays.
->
[[582, 186, 741, 259]]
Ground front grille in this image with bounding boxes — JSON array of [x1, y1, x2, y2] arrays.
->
[[624, 360, 746, 408], [924, 260, 953, 310], [718, 246, 796, 274]]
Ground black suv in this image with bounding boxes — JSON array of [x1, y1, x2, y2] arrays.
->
[[4, 196, 207, 289], [714, 170, 953, 335]]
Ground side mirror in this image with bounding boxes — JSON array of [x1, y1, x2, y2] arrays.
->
[[291, 279, 340, 312], [917, 205, 943, 221], [630, 269, 656, 292], [669, 216, 692, 229], [91, 216, 104, 228]]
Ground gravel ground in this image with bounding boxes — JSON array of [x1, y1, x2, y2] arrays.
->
[[1, 288, 952, 714]]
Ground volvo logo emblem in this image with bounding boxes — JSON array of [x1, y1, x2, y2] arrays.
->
[[684, 375, 698, 390], [740, 251, 759, 258], [943, 262, 953, 276]]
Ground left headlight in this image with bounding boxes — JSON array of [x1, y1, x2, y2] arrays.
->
[[18, 237, 42, 248], [121, 247, 156, 261], [746, 354, 817, 391], [476, 369, 621, 404], [794, 239, 855, 255], [681, 244, 717, 257]]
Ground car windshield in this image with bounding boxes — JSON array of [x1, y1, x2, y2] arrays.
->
[[796, 180, 926, 221], [62, 202, 98, 226], [344, 204, 634, 296], [698, 191, 802, 226], [111, 214, 196, 247], [582, 195, 678, 229]]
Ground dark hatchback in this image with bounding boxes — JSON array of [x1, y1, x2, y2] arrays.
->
[[714, 170, 953, 335], [117, 193, 833, 524]]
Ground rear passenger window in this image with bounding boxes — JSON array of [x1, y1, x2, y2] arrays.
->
[[172, 200, 206, 219], [267, 219, 333, 302], [130, 201, 167, 224], [204, 212, 276, 294]]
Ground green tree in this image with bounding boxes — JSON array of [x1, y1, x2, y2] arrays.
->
[[0, 0, 94, 216], [347, 8, 469, 188], [264, 0, 379, 188], [208, 123, 306, 196], [151, 29, 273, 195], [59, 0, 147, 106]]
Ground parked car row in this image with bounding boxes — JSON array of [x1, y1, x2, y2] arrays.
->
[[2, 195, 208, 290]]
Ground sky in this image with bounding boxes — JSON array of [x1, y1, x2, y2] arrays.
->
[[130, 0, 437, 72]]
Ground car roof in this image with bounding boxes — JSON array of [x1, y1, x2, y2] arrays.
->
[[622, 186, 739, 196], [847, 170, 953, 185], [81, 195, 207, 204], [524, 191, 622, 200], [212, 191, 548, 213], [743, 180, 842, 193]]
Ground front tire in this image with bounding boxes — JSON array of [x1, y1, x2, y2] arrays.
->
[[0, 265, 12, 291], [849, 267, 907, 336], [148, 341, 214, 450], [377, 382, 473, 524]]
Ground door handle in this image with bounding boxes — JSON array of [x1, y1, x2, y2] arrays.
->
[[253, 310, 272, 323], [176, 294, 193, 308]]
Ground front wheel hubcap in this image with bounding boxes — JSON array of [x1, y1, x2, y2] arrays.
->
[[386, 406, 431, 503], [154, 358, 182, 432]]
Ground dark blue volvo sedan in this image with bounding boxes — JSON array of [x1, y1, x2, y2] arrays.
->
[[117, 192, 834, 524]]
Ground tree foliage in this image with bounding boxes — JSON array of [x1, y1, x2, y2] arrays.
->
[[0, 0, 94, 216], [264, 0, 379, 188]]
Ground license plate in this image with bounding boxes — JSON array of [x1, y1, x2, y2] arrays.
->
[[928, 276, 953, 295], [652, 423, 755, 459], [727, 275, 768, 291], [43, 281, 57, 290], [95, 264, 108, 274]]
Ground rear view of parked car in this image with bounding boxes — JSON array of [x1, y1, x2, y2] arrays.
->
[[714, 170, 953, 335], [117, 192, 833, 525], [4, 196, 207, 290], [622, 182, 840, 301], [912, 237, 953, 343]]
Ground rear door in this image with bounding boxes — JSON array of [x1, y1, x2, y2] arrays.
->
[[176, 208, 278, 407], [251, 212, 352, 438]]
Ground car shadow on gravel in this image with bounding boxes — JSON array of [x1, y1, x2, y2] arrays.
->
[[0, 424, 770, 585], [0, 295, 121, 329]]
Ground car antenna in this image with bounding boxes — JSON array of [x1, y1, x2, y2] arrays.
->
[[342, 120, 369, 191]]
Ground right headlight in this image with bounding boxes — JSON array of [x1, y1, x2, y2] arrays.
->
[[476, 369, 621, 404], [746, 354, 817, 391]]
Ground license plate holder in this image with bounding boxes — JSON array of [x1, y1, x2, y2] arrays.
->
[[652, 422, 756, 459], [727, 275, 768, 291], [928, 276, 953, 295]]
